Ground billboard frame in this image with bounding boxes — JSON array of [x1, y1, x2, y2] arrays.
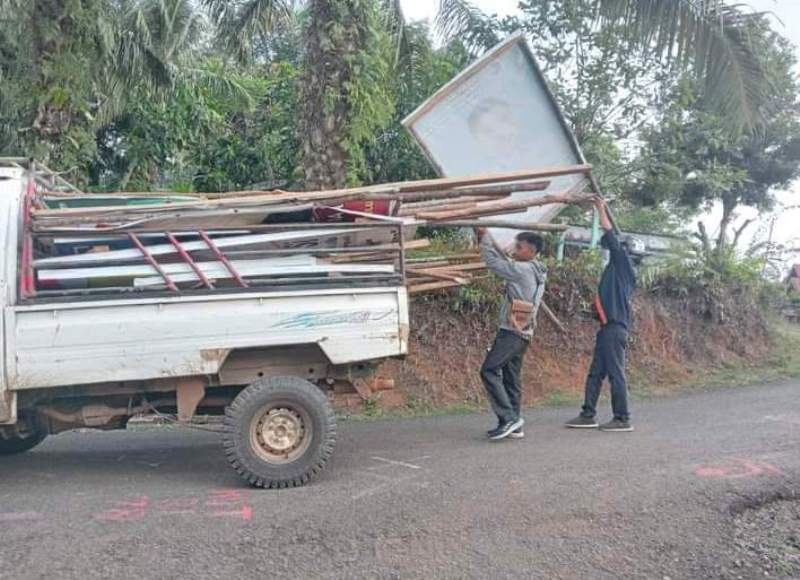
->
[[402, 31, 600, 196]]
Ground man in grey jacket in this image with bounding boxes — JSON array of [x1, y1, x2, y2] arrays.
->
[[474, 227, 547, 441]]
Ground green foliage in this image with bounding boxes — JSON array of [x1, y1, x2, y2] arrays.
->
[[339, 0, 396, 184], [0, 0, 119, 175], [544, 250, 604, 316], [589, 0, 775, 136], [499, 1, 678, 203], [446, 246, 606, 320], [449, 279, 502, 315], [192, 61, 301, 192], [300, 0, 396, 188], [641, 243, 766, 297], [508, 1, 677, 146], [361, 24, 470, 184], [435, 0, 500, 55], [202, 0, 295, 62], [609, 199, 691, 236], [415, 226, 472, 248], [632, 27, 800, 251]]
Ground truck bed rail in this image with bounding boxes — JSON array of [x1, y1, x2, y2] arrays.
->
[[11, 160, 408, 303]]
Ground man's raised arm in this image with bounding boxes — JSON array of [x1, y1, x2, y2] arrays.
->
[[474, 227, 522, 282], [594, 196, 623, 254]]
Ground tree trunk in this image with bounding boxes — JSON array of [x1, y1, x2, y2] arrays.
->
[[715, 193, 737, 254], [695, 222, 711, 255], [301, 0, 355, 190]]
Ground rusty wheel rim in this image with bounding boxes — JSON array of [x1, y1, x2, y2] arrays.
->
[[249, 404, 312, 465]]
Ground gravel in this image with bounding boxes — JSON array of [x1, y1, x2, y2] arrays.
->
[[729, 492, 800, 579]]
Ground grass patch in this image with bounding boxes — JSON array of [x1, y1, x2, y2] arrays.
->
[[535, 389, 583, 409], [669, 318, 800, 392]]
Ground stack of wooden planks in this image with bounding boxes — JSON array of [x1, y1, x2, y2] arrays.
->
[[24, 164, 593, 299], [406, 251, 488, 294]]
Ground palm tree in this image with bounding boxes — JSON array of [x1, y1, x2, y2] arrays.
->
[[0, 0, 118, 138], [202, 0, 296, 62], [119, 0, 253, 103], [204, 0, 393, 190]]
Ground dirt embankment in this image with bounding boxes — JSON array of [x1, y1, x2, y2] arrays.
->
[[382, 288, 771, 408]]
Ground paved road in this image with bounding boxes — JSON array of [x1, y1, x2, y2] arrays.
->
[[1, 381, 799, 580]]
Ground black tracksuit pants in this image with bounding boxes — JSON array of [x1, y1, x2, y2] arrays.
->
[[581, 323, 630, 421], [481, 329, 529, 424]]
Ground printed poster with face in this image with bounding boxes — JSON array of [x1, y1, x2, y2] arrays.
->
[[403, 33, 591, 242]]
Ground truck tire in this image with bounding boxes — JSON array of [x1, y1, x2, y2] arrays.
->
[[0, 420, 47, 455], [223, 376, 336, 489]]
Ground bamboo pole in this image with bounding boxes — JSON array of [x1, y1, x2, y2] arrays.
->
[[428, 220, 568, 232], [416, 182, 593, 221], [190, 164, 587, 199], [33, 165, 588, 219], [539, 302, 566, 333], [406, 267, 470, 284], [408, 280, 468, 294]]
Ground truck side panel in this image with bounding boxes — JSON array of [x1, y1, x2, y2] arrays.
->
[[0, 165, 25, 422], [6, 288, 407, 390]]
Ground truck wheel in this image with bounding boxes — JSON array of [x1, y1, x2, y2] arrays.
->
[[0, 419, 47, 455], [223, 376, 336, 489]]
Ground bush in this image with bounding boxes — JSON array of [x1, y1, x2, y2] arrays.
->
[[642, 244, 765, 295], [543, 250, 604, 317]]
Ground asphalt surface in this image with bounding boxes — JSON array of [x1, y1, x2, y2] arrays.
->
[[1, 381, 799, 580]]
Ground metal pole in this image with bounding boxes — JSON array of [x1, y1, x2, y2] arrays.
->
[[590, 207, 600, 249]]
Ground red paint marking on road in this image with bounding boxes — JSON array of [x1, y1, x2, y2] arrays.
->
[[695, 458, 786, 480], [94, 496, 150, 521], [208, 504, 253, 521], [93, 489, 253, 522], [157, 497, 200, 514], [205, 488, 253, 521]]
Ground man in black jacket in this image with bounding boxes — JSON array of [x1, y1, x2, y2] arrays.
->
[[566, 196, 637, 432]]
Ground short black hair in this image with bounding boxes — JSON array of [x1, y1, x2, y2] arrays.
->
[[516, 231, 544, 255]]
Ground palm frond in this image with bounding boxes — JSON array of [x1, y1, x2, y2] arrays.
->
[[178, 65, 257, 110], [113, 0, 211, 93], [202, 0, 295, 62], [435, 0, 499, 55], [592, 0, 773, 135], [378, 0, 406, 66]]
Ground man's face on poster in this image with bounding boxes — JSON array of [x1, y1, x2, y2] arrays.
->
[[467, 98, 524, 152]]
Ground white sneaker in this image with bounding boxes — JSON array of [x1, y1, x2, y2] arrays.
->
[[488, 417, 525, 441]]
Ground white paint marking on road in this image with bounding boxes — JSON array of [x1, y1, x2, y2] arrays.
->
[[0, 511, 42, 522], [370, 456, 423, 470], [764, 414, 800, 426]]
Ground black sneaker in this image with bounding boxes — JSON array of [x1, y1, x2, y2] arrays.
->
[[565, 415, 599, 429], [599, 418, 634, 432], [488, 418, 524, 441], [508, 427, 524, 439]]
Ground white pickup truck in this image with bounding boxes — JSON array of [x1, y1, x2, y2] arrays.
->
[[0, 160, 409, 488]]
